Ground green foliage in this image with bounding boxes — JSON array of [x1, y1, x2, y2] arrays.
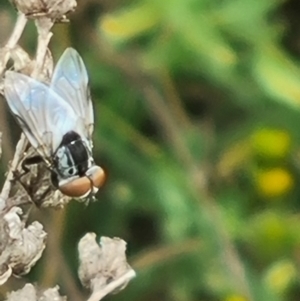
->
[[58, 0, 300, 300]]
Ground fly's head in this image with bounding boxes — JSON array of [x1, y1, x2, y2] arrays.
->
[[52, 137, 105, 198], [57, 165, 105, 198]]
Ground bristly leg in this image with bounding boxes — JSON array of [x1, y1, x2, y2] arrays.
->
[[11, 155, 42, 186], [21, 155, 44, 173], [11, 155, 47, 206]]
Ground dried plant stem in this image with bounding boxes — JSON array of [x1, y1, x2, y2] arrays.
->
[[40, 210, 66, 287], [31, 18, 53, 78], [0, 13, 27, 75], [0, 100, 14, 168], [0, 134, 27, 211], [132, 238, 201, 270], [87, 270, 136, 301], [60, 253, 85, 301], [159, 70, 191, 129], [39, 209, 84, 301], [5, 13, 27, 49]]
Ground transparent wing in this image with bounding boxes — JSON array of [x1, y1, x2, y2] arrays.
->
[[51, 48, 94, 145], [4, 71, 80, 157]]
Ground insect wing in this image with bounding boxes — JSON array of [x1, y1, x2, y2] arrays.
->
[[51, 48, 94, 145], [4, 71, 79, 157]]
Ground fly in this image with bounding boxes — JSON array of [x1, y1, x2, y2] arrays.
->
[[4, 48, 105, 198]]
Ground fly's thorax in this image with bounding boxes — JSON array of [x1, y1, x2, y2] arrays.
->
[[53, 131, 93, 179]]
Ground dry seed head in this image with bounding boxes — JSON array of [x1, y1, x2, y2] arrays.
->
[[0, 207, 47, 284], [78, 234, 135, 294], [5, 284, 66, 301], [10, 0, 77, 20]]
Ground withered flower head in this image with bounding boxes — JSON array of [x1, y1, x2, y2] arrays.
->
[[10, 0, 77, 21], [78, 233, 136, 297]]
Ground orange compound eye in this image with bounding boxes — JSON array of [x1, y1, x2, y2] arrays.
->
[[86, 165, 106, 189], [59, 177, 92, 198], [59, 166, 106, 198]]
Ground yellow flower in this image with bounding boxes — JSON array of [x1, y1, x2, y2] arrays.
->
[[264, 260, 296, 294], [224, 294, 248, 301], [100, 3, 159, 39], [256, 168, 294, 198], [251, 128, 291, 160]]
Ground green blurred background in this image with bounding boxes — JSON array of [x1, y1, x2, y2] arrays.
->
[[2, 0, 300, 300]]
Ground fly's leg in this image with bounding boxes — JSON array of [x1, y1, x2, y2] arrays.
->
[[32, 186, 52, 207], [21, 155, 44, 173], [12, 155, 44, 181], [12, 155, 43, 195], [85, 174, 96, 205], [50, 171, 59, 188], [11, 155, 46, 206]]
